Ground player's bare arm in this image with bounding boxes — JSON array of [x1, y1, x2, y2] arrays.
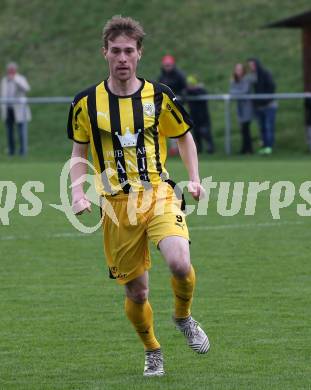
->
[[70, 141, 91, 215], [177, 131, 205, 200]]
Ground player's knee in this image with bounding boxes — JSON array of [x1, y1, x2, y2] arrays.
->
[[167, 248, 191, 277], [126, 287, 149, 303], [170, 261, 191, 277]]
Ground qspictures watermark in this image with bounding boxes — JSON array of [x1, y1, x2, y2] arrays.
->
[[0, 157, 311, 232]]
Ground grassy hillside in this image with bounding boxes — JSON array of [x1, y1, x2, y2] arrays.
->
[[0, 0, 310, 158], [1, 160, 311, 388]]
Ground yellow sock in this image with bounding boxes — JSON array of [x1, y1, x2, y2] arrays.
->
[[171, 265, 196, 319], [125, 297, 160, 351]]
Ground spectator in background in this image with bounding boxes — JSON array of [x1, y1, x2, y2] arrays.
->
[[230, 63, 254, 154], [1, 62, 31, 156], [158, 54, 187, 96], [158, 54, 187, 156], [247, 58, 277, 155], [186, 74, 214, 154]]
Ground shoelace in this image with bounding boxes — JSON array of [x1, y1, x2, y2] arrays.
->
[[180, 318, 201, 340], [145, 351, 162, 368]]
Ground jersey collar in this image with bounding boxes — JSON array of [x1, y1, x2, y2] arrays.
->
[[104, 77, 145, 99]]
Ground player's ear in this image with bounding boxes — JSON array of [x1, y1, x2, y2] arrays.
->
[[138, 47, 143, 61], [102, 46, 108, 59]]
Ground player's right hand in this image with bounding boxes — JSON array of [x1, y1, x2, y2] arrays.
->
[[188, 181, 206, 201], [72, 195, 92, 215]]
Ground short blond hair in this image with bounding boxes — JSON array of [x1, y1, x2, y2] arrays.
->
[[102, 15, 145, 49]]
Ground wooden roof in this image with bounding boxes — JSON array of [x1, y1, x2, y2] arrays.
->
[[267, 10, 311, 28]]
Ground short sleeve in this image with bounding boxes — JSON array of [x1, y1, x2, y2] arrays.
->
[[67, 97, 90, 144], [158, 85, 193, 138]]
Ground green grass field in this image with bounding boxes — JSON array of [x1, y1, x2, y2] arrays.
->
[[1, 157, 310, 389]]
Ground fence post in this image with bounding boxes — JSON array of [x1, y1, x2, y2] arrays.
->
[[224, 94, 232, 155]]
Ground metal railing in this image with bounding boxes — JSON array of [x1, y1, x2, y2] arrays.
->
[[184, 92, 311, 154], [1, 92, 311, 154]]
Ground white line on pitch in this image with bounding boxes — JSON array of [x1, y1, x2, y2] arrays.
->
[[0, 232, 91, 241], [0, 220, 306, 241], [190, 220, 305, 230]]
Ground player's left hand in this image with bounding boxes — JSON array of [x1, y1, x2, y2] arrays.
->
[[188, 181, 205, 201]]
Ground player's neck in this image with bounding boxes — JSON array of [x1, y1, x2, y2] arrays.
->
[[107, 76, 142, 96]]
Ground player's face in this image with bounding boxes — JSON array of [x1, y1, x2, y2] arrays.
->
[[103, 35, 142, 82]]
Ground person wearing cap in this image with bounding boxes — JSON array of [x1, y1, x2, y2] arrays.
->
[[158, 55, 187, 97], [1, 62, 31, 156], [158, 55, 187, 156], [186, 75, 214, 154]]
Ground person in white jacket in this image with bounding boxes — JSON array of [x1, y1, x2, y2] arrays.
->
[[1, 62, 31, 155]]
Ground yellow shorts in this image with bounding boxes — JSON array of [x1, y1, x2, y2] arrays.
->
[[101, 182, 189, 285]]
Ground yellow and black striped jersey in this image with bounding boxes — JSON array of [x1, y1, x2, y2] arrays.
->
[[67, 78, 192, 195]]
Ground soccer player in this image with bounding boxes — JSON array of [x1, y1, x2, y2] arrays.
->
[[67, 16, 210, 377]]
